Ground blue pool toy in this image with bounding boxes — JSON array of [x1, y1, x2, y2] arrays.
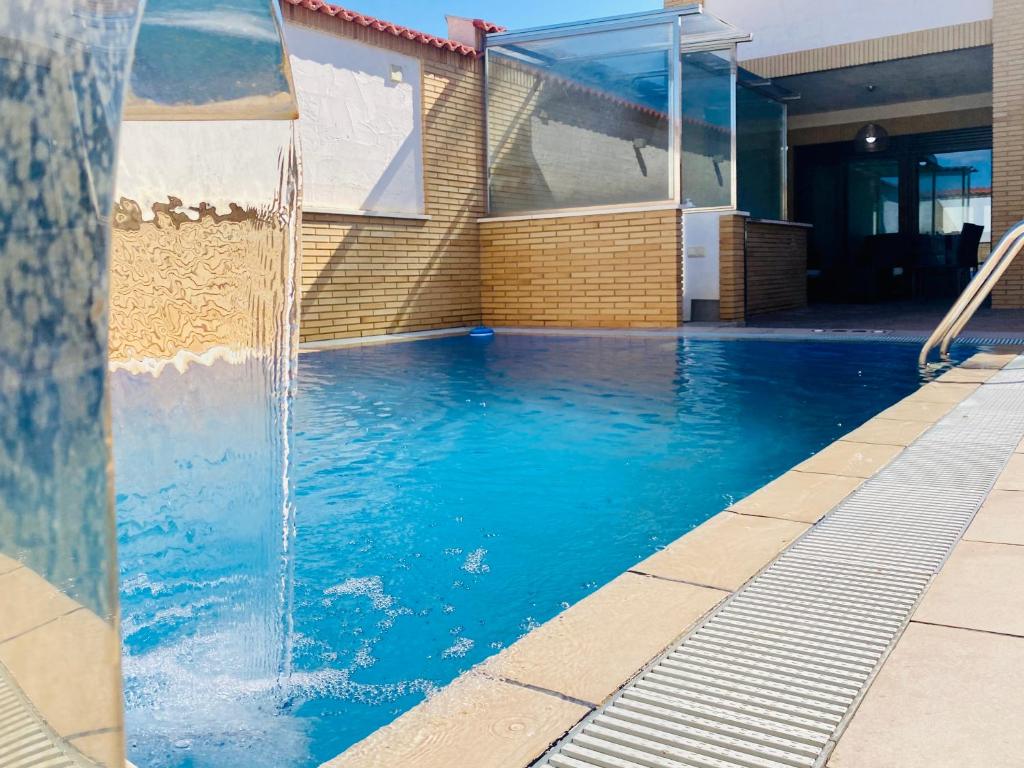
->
[[469, 326, 495, 338]]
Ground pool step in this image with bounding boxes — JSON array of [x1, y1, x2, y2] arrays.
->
[[535, 371, 1024, 768]]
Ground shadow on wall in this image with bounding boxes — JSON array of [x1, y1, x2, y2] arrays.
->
[[300, 61, 485, 341]]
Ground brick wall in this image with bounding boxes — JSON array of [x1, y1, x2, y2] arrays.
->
[[480, 209, 682, 328], [718, 214, 746, 322], [718, 215, 808, 321], [992, 0, 1024, 308], [286, 5, 485, 342]]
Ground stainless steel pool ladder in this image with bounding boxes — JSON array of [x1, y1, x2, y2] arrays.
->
[[920, 219, 1024, 365]]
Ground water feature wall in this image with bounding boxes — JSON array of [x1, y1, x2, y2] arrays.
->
[[106, 4, 303, 765], [0, 2, 143, 766], [110, 120, 304, 765]]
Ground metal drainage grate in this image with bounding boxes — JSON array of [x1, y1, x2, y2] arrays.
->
[[537, 374, 1024, 768], [0, 663, 91, 768]]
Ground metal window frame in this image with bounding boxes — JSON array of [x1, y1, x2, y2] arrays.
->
[[486, 5, 702, 46], [483, 6, 751, 218], [677, 44, 739, 213]]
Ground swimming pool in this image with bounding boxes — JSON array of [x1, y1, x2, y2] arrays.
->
[[114, 334, 958, 767]]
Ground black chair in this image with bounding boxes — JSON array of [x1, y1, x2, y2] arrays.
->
[[954, 223, 984, 293]]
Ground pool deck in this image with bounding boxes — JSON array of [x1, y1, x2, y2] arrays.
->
[[322, 348, 1024, 768]]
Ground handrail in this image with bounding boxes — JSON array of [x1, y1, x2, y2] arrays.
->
[[919, 219, 1024, 366]]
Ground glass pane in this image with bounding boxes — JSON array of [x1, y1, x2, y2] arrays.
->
[[737, 86, 785, 220], [681, 11, 740, 38], [487, 22, 674, 214], [1, 4, 143, 768], [680, 49, 734, 209], [848, 159, 900, 238], [918, 149, 992, 243]]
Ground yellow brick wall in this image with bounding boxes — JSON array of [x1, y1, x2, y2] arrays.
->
[[285, 6, 486, 342], [992, 0, 1024, 308], [480, 210, 682, 328], [718, 214, 746, 322]]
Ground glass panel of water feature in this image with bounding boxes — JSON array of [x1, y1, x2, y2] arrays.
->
[[0, 3, 143, 766], [110, 118, 300, 766], [108, 3, 301, 766]]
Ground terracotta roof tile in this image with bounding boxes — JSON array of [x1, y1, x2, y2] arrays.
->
[[282, 0, 480, 56], [472, 19, 507, 33]]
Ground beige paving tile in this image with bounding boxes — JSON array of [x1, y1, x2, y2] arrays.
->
[[321, 672, 587, 768], [904, 381, 978, 404], [914, 541, 1024, 636], [828, 622, 1024, 768], [936, 366, 998, 383], [961, 351, 1020, 369], [874, 398, 956, 423], [0, 609, 122, 739], [0, 552, 23, 576], [730, 471, 863, 524], [0, 566, 79, 642], [635, 512, 809, 589], [794, 440, 903, 479], [841, 418, 930, 447], [994, 453, 1024, 491], [481, 573, 723, 705], [68, 729, 124, 768], [964, 490, 1024, 545]]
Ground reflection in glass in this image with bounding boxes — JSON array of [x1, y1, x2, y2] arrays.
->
[[0, 2, 143, 767], [918, 149, 992, 243], [680, 49, 734, 209], [848, 159, 901, 238], [126, 0, 298, 120], [737, 85, 785, 220], [486, 23, 675, 214]]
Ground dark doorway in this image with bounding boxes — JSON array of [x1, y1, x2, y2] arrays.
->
[[794, 127, 992, 304]]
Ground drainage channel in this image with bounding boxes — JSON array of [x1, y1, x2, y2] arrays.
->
[[0, 662, 91, 768], [535, 372, 1024, 768]]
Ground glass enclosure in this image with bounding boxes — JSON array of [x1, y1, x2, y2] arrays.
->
[[737, 85, 787, 220], [680, 49, 735, 209], [918, 149, 993, 243], [485, 7, 750, 216]]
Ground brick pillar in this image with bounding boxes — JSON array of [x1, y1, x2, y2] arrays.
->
[[719, 214, 747, 322], [992, 0, 1024, 308]]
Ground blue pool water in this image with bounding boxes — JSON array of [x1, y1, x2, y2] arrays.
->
[[115, 334, 966, 767]]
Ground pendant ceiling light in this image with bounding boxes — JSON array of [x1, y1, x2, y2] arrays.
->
[[855, 123, 890, 153]]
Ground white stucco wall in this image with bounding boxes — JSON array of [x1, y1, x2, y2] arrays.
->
[[284, 24, 424, 215], [705, 0, 993, 61]]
